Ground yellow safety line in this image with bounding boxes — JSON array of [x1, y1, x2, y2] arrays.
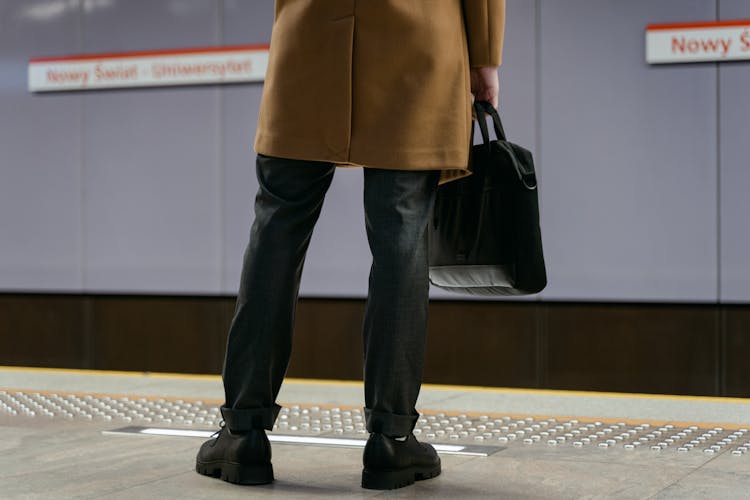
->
[[2, 366, 750, 404]]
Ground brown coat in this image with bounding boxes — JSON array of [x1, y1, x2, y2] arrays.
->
[[254, 0, 506, 184]]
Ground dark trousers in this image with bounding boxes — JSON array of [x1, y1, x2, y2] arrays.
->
[[220, 154, 439, 437]]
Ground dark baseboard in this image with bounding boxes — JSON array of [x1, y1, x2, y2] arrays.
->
[[0, 293, 747, 397]]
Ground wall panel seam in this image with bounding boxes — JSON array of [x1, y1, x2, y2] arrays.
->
[[534, 0, 543, 303], [534, 0, 544, 388], [79, 0, 87, 291], [715, 0, 722, 304], [715, 0, 724, 395], [218, 0, 226, 293]]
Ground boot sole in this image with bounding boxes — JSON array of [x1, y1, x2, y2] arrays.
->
[[196, 459, 274, 485], [361, 463, 441, 490]]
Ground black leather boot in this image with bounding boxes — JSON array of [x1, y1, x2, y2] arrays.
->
[[195, 426, 274, 485], [361, 433, 441, 490]]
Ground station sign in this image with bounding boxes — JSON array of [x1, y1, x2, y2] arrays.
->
[[646, 19, 750, 64], [28, 45, 269, 92]]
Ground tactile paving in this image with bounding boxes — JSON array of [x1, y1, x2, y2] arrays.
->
[[1, 390, 748, 457]]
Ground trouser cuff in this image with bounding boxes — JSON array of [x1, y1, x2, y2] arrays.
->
[[364, 408, 419, 436], [220, 404, 281, 431]]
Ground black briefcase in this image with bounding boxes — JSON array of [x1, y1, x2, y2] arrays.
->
[[428, 100, 547, 296]]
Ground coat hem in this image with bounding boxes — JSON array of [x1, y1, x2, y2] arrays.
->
[[254, 132, 471, 185], [256, 133, 469, 168]]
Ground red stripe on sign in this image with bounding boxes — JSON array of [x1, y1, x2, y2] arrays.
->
[[647, 19, 750, 31], [29, 44, 270, 64]]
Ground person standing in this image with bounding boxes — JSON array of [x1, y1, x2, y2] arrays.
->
[[196, 0, 505, 491]]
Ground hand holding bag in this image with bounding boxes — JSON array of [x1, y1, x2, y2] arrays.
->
[[428, 100, 547, 296]]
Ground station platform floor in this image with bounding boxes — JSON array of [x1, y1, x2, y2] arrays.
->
[[1, 366, 749, 499]]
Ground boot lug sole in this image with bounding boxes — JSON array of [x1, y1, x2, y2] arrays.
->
[[361, 464, 441, 490], [196, 459, 274, 485]]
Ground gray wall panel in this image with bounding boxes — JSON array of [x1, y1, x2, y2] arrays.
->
[[221, 0, 271, 294], [495, 0, 537, 155], [297, 168, 370, 298], [719, 0, 750, 302], [219, 84, 261, 294], [82, 0, 222, 292], [0, 0, 83, 291], [82, 0, 220, 49], [2, 0, 748, 303], [538, 0, 718, 302], [222, 0, 274, 45]]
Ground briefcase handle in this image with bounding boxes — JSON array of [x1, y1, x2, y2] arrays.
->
[[472, 101, 538, 190], [473, 100, 507, 143]]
